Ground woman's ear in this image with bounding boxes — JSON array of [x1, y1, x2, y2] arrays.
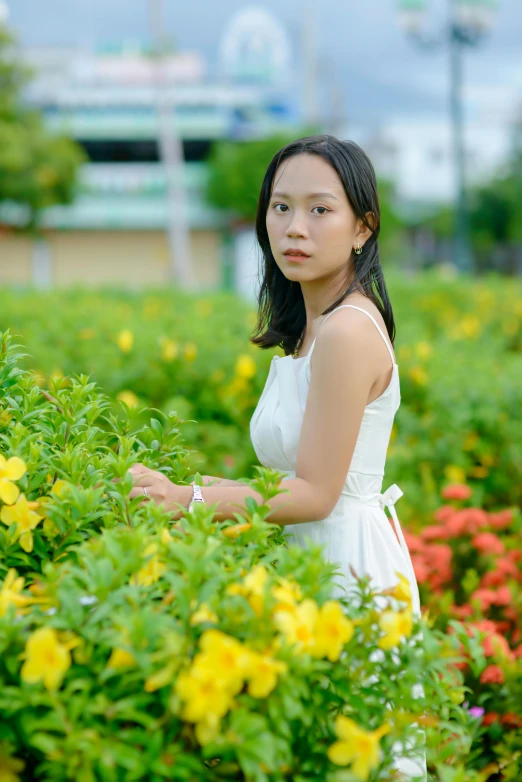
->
[[355, 212, 376, 245]]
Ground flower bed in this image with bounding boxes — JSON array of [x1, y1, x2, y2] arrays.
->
[[406, 483, 522, 779], [0, 332, 487, 781]]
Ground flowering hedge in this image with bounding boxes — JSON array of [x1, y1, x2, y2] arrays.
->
[[406, 483, 522, 779], [1, 270, 521, 520], [0, 331, 488, 781]]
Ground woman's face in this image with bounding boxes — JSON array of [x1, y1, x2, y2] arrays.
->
[[266, 153, 365, 282]]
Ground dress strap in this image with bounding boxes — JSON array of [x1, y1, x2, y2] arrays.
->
[[312, 304, 396, 366]]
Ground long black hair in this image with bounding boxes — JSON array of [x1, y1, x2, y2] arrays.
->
[[250, 134, 396, 356]]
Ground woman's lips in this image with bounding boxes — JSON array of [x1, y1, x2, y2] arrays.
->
[[284, 253, 310, 262]]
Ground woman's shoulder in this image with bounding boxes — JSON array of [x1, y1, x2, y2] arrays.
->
[[314, 296, 395, 365]]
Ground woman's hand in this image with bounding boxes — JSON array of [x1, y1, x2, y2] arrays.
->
[[128, 463, 192, 519]]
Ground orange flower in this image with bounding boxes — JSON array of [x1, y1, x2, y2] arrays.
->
[[482, 712, 499, 726], [479, 664, 504, 685]]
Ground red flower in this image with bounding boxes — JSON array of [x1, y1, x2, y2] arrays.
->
[[444, 515, 469, 537], [481, 556, 519, 588], [482, 632, 512, 660], [441, 483, 472, 501], [479, 664, 504, 685], [494, 585, 511, 606], [470, 589, 495, 611], [403, 531, 424, 553], [488, 509, 514, 531], [471, 532, 505, 556], [482, 711, 500, 726], [421, 525, 446, 542], [452, 603, 474, 620], [445, 508, 489, 537], [412, 559, 430, 583], [434, 504, 456, 524], [500, 712, 522, 729]]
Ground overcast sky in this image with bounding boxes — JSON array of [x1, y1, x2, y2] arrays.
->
[[5, 0, 522, 133]]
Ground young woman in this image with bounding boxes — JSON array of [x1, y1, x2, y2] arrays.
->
[[128, 134, 426, 778], [129, 134, 421, 620]]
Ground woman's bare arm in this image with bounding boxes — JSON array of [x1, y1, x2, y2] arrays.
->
[[200, 474, 246, 488]]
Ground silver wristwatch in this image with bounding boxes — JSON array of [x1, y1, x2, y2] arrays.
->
[[188, 483, 205, 514]]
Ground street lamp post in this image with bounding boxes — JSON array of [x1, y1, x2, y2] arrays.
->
[[398, 0, 497, 274]]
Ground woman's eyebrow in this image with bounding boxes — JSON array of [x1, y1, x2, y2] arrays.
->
[[271, 191, 340, 202]]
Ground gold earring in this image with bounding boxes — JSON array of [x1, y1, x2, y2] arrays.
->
[[354, 242, 363, 255]]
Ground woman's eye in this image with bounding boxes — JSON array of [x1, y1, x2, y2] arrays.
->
[[272, 204, 330, 215]]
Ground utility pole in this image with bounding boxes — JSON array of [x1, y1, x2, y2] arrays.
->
[[148, 0, 192, 287], [397, 0, 498, 274], [302, 0, 320, 127]]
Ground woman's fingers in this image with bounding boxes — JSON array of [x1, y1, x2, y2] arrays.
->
[[128, 463, 149, 475], [129, 483, 152, 500]]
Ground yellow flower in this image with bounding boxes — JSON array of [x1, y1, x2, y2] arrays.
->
[[414, 342, 433, 360], [382, 572, 412, 610], [0, 495, 44, 553], [159, 336, 178, 363], [271, 577, 302, 611], [0, 569, 34, 617], [378, 609, 413, 650], [327, 715, 390, 779], [20, 628, 71, 690], [408, 366, 428, 386], [183, 343, 198, 362], [130, 544, 166, 586], [274, 598, 318, 653], [0, 456, 27, 506], [160, 528, 172, 545], [196, 630, 252, 694], [175, 664, 234, 724], [222, 522, 252, 538], [117, 390, 139, 408], [190, 603, 218, 626], [444, 464, 467, 484], [144, 664, 176, 692], [107, 647, 136, 669], [245, 651, 287, 698], [235, 354, 256, 380], [312, 601, 354, 662], [449, 688, 466, 705], [194, 714, 220, 746], [51, 479, 71, 497], [460, 315, 481, 339], [227, 564, 268, 617], [116, 329, 134, 353], [0, 748, 25, 782]]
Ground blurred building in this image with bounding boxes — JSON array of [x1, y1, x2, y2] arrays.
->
[[1, 7, 301, 290]]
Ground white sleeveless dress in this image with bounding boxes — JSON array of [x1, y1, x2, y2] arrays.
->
[[250, 304, 421, 615], [250, 304, 427, 780]]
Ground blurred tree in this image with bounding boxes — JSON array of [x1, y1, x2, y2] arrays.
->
[[0, 27, 85, 233], [206, 133, 305, 224]]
